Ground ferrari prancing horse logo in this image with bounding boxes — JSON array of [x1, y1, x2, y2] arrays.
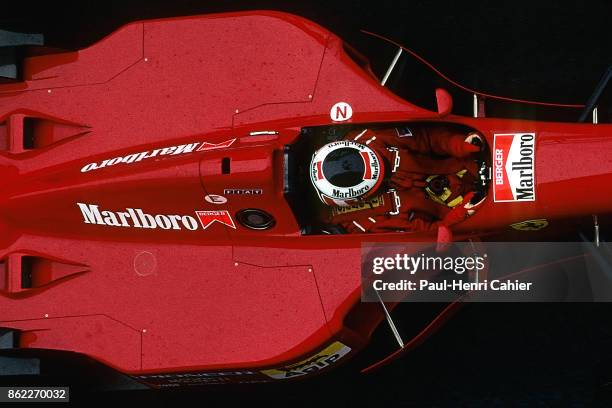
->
[[510, 219, 549, 231]]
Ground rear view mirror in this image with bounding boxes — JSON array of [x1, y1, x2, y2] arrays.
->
[[435, 88, 453, 116]]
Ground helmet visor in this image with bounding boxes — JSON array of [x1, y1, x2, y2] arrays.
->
[[322, 147, 365, 188]]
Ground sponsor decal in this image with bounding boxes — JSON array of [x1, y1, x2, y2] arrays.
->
[[196, 138, 236, 151], [330, 102, 353, 122], [493, 133, 536, 202], [80, 139, 236, 173], [331, 195, 385, 216], [195, 210, 236, 230], [133, 370, 267, 387], [223, 188, 263, 195], [332, 185, 371, 199], [78, 203, 199, 230], [204, 194, 228, 204], [510, 219, 549, 231], [77, 203, 236, 231], [133, 343, 352, 386], [260, 341, 352, 380]]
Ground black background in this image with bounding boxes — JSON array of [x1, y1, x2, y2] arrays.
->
[[2, 1, 612, 406]]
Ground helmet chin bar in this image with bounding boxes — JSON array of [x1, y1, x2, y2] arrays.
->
[[316, 191, 360, 207]]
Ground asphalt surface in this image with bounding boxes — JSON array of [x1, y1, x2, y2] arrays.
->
[[2, 1, 612, 406]]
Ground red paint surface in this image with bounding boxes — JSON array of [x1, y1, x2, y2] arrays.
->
[[1, 11, 611, 381]]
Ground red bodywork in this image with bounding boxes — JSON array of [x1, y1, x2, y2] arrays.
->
[[0, 11, 611, 387]]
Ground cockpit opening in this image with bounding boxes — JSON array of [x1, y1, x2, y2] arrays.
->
[[284, 122, 490, 235]]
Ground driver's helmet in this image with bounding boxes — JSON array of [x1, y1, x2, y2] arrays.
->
[[310, 140, 384, 206]]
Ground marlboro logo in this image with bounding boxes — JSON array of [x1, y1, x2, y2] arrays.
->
[[77, 203, 235, 231], [493, 133, 536, 202], [80, 139, 236, 173]]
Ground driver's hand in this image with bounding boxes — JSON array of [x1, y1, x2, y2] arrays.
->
[[440, 191, 475, 225]]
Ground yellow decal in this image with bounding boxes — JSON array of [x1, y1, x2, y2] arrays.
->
[[510, 219, 549, 231], [260, 342, 351, 379], [331, 195, 384, 216]]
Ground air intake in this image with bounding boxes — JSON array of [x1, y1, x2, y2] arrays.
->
[[0, 253, 88, 296], [0, 113, 89, 153]]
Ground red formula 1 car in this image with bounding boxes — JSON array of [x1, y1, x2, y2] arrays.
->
[[0, 11, 611, 388]]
